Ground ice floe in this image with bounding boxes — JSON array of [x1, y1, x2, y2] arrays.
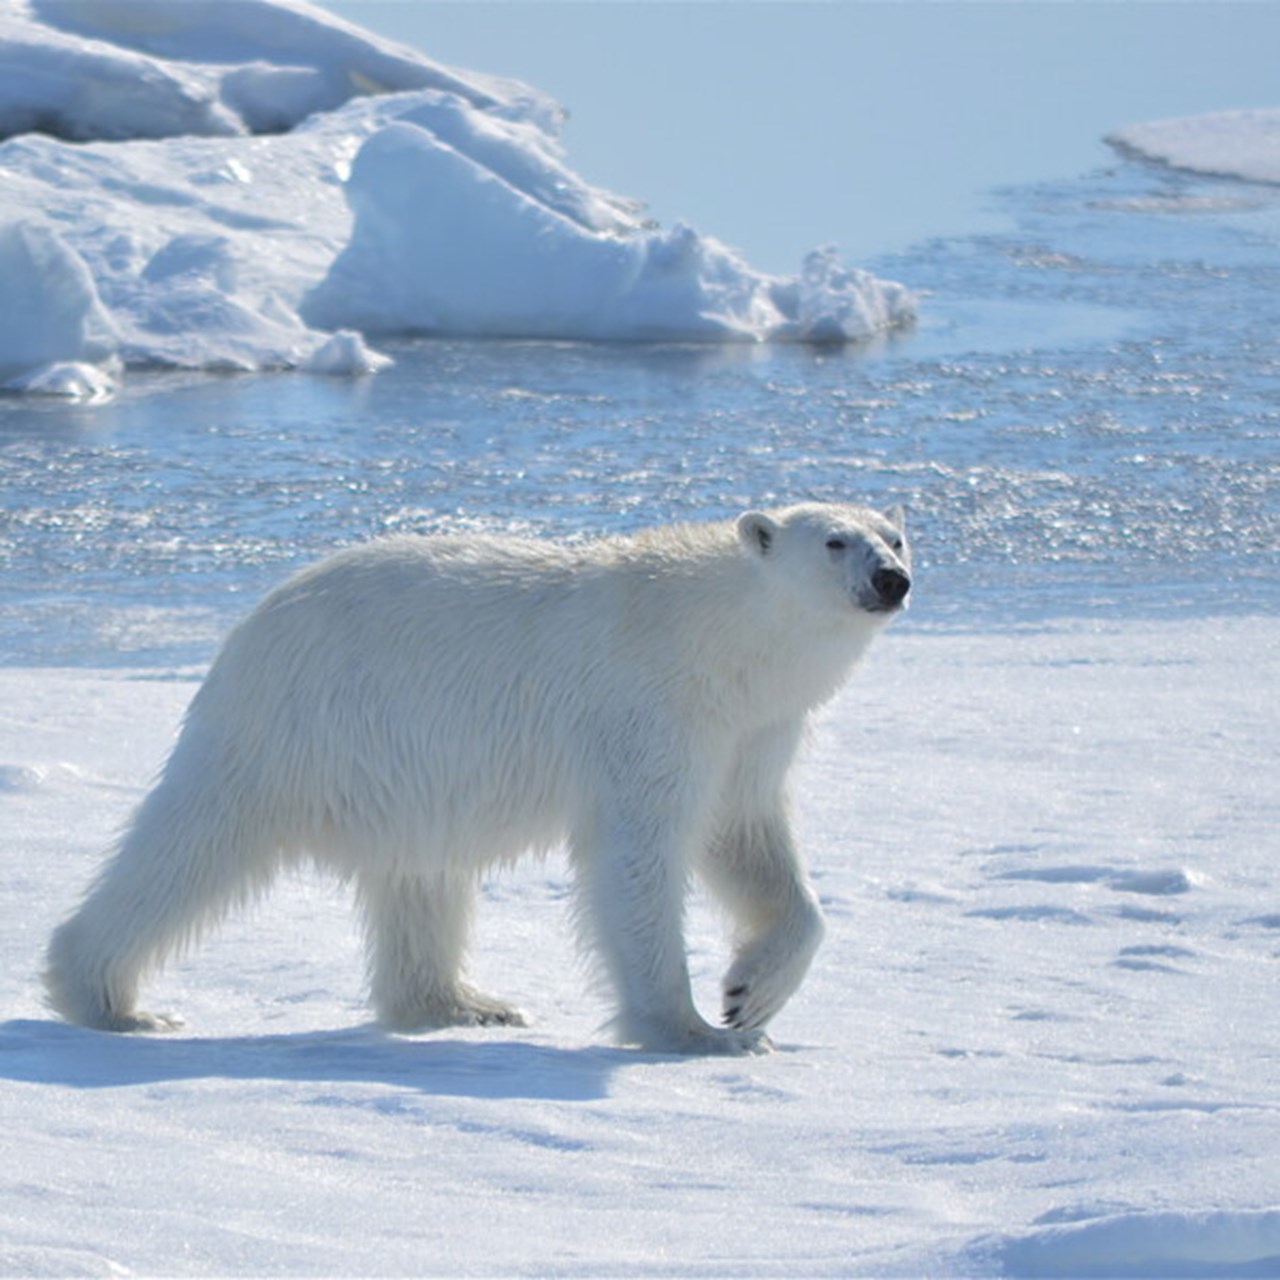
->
[[0, 0, 915, 396], [1109, 108, 1280, 185]]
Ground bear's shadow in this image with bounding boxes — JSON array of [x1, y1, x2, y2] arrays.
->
[[0, 1018, 623, 1102]]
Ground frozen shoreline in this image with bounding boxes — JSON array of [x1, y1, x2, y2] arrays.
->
[[3, 613, 1278, 1276]]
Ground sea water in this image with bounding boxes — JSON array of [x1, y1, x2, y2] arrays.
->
[[1, 159, 1277, 667]]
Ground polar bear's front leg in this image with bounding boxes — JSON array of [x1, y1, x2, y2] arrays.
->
[[699, 722, 825, 1033], [571, 806, 769, 1056], [702, 810, 826, 1034]]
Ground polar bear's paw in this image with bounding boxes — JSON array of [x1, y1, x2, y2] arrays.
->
[[111, 1009, 185, 1033], [77, 1008, 184, 1034], [450, 987, 529, 1029], [382, 984, 528, 1033], [721, 977, 787, 1033], [720, 918, 821, 1031], [687, 1024, 774, 1057], [615, 1013, 774, 1057]]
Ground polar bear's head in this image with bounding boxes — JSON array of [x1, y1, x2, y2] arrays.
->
[[736, 502, 912, 620]]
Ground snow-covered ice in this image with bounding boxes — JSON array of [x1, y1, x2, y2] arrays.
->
[[1109, 108, 1280, 185], [0, 222, 118, 396], [0, 0, 914, 396], [2, 617, 1278, 1276]]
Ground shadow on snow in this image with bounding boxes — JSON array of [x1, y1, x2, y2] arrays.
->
[[0, 1018, 623, 1102]]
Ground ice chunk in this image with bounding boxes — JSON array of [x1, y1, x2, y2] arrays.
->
[[4, 360, 117, 400], [789, 244, 916, 343], [303, 329, 392, 375], [304, 121, 911, 344], [0, 222, 118, 390]]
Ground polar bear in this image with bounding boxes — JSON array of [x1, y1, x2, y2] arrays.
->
[[45, 502, 910, 1054]]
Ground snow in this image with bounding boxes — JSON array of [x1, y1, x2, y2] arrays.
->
[[0, 0, 914, 397], [1109, 108, 1280, 185], [3, 616, 1278, 1275]]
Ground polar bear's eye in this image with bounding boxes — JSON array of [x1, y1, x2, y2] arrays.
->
[[889, 537, 904, 552], [825, 537, 847, 552]]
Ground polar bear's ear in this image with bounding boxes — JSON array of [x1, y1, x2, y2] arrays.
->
[[886, 504, 906, 532], [737, 511, 780, 557]]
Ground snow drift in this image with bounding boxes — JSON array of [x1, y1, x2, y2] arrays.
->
[[979, 1209, 1280, 1278], [0, 0, 915, 397]]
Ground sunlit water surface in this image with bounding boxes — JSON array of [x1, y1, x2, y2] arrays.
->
[[2, 162, 1277, 666]]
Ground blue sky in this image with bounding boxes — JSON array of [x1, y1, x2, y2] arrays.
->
[[329, 2, 1280, 273]]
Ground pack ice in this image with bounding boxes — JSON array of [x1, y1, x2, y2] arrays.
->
[[0, 0, 916, 397]]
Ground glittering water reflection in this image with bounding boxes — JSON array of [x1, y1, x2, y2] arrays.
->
[[2, 162, 1277, 664]]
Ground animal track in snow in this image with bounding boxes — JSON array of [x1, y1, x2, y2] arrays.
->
[[967, 904, 1093, 925], [1110, 943, 1196, 974], [0, 763, 47, 793], [1239, 913, 1280, 930], [994, 863, 1198, 896]]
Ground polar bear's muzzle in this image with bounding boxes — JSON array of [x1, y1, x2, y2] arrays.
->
[[867, 566, 911, 613]]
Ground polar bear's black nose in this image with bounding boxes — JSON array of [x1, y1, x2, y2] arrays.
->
[[872, 567, 911, 607]]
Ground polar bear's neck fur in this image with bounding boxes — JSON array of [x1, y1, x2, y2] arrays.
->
[[611, 518, 878, 720]]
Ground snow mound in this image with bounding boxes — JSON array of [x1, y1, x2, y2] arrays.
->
[[0, 0, 914, 394], [978, 1208, 1280, 1278], [1109, 109, 1280, 185]]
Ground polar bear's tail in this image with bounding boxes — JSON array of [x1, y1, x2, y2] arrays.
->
[[44, 721, 280, 1031]]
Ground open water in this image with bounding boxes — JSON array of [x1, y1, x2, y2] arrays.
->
[[1, 157, 1277, 666]]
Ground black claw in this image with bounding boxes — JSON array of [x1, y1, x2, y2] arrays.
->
[[724, 1006, 741, 1025], [725, 984, 747, 998]]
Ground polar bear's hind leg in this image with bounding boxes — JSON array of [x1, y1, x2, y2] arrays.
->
[[358, 870, 526, 1030], [44, 728, 282, 1031]]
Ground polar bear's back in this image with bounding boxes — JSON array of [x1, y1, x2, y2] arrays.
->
[[185, 532, 683, 867], [223, 532, 601, 663], [213, 526, 739, 689]]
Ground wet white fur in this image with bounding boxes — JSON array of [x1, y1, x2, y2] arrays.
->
[[45, 502, 909, 1055]]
